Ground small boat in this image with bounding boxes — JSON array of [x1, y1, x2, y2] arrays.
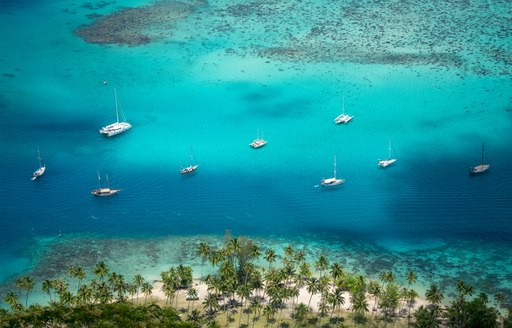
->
[[31, 147, 46, 181], [92, 171, 120, 196], [321, 156, 345, 187], [181, 145, 199, 174], [470, 142, 490, 175], [99, 88, 132, 137], [378, 140, 397, 168], [249, 129, 267, 148], [334, 96, 353, 124]]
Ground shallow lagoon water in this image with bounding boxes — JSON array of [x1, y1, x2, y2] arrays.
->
[[0, 0, 511, 306]]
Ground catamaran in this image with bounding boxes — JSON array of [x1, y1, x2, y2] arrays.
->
[[378, 140, 397, 168], [181, 145, 199, 174], [91, 171, 120, 196], [249, 129, 267, 148], [321, 156, 345, 187], [470, 142, 490, 175], [31, 148, 46, 181], [99, 88, 132, 137], [334, 96, 353, 124]]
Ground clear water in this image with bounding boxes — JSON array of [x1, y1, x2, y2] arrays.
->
[[0, 0, 511, 304]]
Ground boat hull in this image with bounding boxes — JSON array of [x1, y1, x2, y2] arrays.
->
[[470, 164, 490, 175], [250, 139, 267, 148], [321, 178, 345, 187], [181, 165, 199, 174], [92, 188, 120, 196], [31, 166, 46, 180], [378, 159, 397, 168], [99, 122, 132, 137], [334, 114, 353, 124]]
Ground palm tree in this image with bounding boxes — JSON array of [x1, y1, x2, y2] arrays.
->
[[317, 297, 330, 318], [314, 255, 329, 278], [133, 274, 144, 304], [293, 303, 310, 327], [249, 296, 263, 328], [328, 287, 345, 322], [4, 291, 20, 312], [93, 261, 109, 281], [367, 280, 381, 314], [297, 262, 312, 284], [306, 277, 320, 309], [407, 270, 417, 287], [41, 279, 54, 303], [379, 270, 395, 287], [406, 288, 419, 322], [186, 287, 198, 312], [16, 276, 34, 307], [455, 280, 473, 299], [141, 281, 153, 304], [264, 249, 277, 270], [262, 304, 277, 328], [198, 242, 211, 279], [294, 250, 306, 269], [425, 283, 444, 307], [330, 262, 344, 282], [228, 237, 241, 266], [76, 284, 93, 305], [351, 291, 369, 324], [203, 293, 220, 319]]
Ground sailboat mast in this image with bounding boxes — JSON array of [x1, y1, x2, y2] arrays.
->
[[114, 88, 120, 124], [342, 96, 345, 115], [388, 140, 391, 160], [481, 142, 485, 165], [106, 173, 110, 189], [37, 147, 42, 168], [97, 170, 102, 188], [333, 156, 337, 178]]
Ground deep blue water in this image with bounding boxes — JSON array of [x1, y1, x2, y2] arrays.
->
[[0, 0, 511, 300]]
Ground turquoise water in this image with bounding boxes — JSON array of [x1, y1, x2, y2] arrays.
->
[[1, 0, 511, 304]]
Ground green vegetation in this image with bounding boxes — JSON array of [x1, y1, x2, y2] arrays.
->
[[0, 235, 509, 327]]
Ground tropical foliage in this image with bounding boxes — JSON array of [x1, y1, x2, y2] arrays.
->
[[0, 235, 509, 327]]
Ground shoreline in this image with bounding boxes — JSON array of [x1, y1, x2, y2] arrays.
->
[[0, 233, 510, 309]]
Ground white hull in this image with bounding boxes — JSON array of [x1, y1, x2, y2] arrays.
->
[[250, 139, 267, 148], [321, 178, 345, 187], [99, 122, 132, 137], [470, 164, 490, 175], [334, 114, 353, 124], [31, 165, 46, 180], [378, 158, 397, 168], [181, 165, 199, 174], [92, 188, 120, 196]]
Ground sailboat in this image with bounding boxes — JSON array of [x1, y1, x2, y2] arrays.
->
[[249, 128, 267, 148], [334, 96, 353, 124], [99, 88, 132, 137], [321, 156, 345, 187], [91, 171, 120, 196], [378, 140, 397, 168], [470, 142, 490, 175], [31, 147, 46, 181], [181, 145, 199, 174]]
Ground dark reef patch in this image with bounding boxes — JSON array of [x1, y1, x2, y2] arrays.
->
[[75, 0, 206, 46]]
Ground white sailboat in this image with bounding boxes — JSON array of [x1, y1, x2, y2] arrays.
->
[[91, 171, 120, 196], [249, 128, 267, 148], [334, 96, 353, 124], [181, 145, 199, 174], [321, 156, 345, 187], [470, 142, 490, 175], [99, 88, 132, 137], [31, 147, 46, 181], [378, 140, 397, 168]]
